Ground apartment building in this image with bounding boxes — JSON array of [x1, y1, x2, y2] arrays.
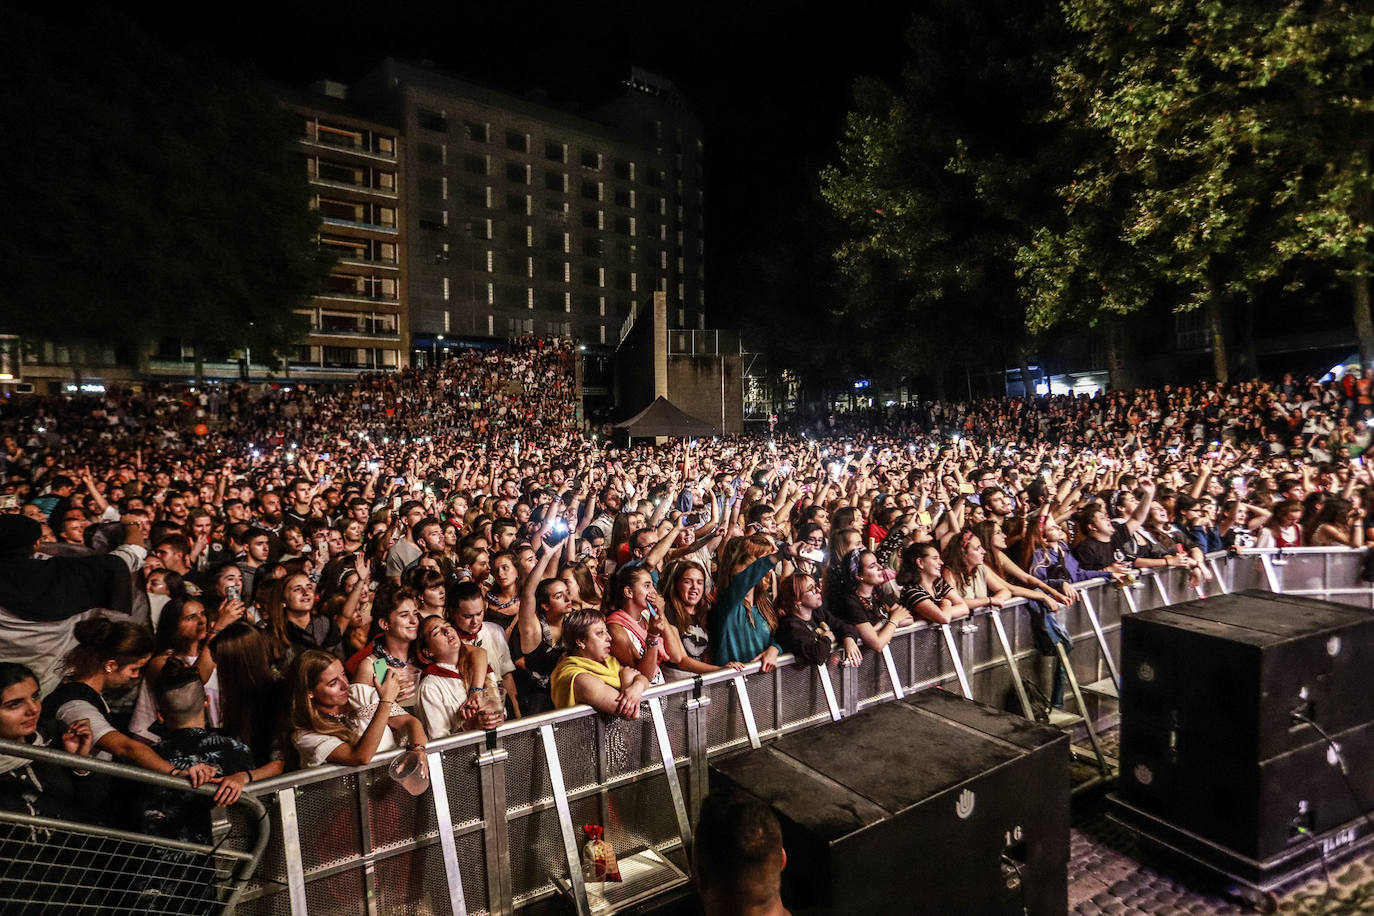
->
[[352, 59, 704, 364], [285, 83, 408, 376]]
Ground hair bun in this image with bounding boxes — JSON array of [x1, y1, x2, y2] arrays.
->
[[73, 617, 114, 647]]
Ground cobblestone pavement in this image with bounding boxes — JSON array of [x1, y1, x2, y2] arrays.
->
[[1069, 802, 1374, 915]]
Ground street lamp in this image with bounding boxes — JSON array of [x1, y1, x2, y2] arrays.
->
[[433, 334, 445, 366]]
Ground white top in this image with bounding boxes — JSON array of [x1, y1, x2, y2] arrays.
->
[[471, 622, 516, 681], [0, 543, 147, 696], [416, 665, 470, 740], [292, 683, 405, 767], [53, 697, 117, 761]]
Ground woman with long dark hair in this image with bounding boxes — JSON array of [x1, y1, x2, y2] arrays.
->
[[0, 662, 99, 820], [210, 622, 286, 776], [129, 595, 221, 741], [831, 547, 913, 653], [344, 585, 423, 706], [1305, 495, 1365, 547], [43, 619, 215, 787], [895, 542, 969, 626]]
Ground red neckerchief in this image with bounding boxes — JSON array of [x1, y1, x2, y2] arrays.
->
[[457, 630, 481, 645], [423, 663, 465, 680]]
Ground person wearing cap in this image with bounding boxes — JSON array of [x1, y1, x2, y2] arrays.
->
[[0, 514, 148, 694]]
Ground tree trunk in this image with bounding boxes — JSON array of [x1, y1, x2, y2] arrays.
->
[[1354, 273, 1374, 367], [1106, 320, 1129, 390], [1242, 300, 1259, 379], [1205, 298, 1229, 384], [1018, 345, 1036, 398]]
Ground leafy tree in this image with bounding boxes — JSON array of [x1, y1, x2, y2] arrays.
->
[[819, 0, 1068, 391], [1266, 3, 1374, 363], [0, 9, 329, 378], [1027, 0, 1374, 382]]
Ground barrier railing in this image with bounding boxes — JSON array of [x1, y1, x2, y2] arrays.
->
[[0, 740, 270, 914], [230, 547, 1371, 915]]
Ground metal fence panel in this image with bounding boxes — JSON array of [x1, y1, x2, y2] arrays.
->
[[222, 548, 1374, 914]]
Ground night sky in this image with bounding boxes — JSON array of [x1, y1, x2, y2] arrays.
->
[[19, 0, 914, 327]]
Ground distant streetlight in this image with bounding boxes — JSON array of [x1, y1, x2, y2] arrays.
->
[[433, 334, 445, 365]]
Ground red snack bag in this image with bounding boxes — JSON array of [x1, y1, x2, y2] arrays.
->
[[581, 824, 622, 882]]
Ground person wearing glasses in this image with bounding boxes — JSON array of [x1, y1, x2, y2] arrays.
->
[[774, 573, 860, 668]]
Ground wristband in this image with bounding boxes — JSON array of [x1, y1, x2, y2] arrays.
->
[[247, 770, 255, 784], [645, 636, 661, 648]]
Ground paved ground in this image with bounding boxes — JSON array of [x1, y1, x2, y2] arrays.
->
[[1068, 805, 1374, 915], [1067, 725, 1374, 916]]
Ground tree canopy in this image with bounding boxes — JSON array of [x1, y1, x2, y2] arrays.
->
[[819, 0, 1069, 389], [0, 9, 329, 370], [823, 0, 1374, 385]]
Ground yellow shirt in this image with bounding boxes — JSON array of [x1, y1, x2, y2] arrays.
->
[[550, 654, 622, 709]]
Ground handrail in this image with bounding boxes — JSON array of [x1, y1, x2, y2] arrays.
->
[[0, 737, 271, 911], [247, 555, 1240, 797], [240, 546, 1345, 796]]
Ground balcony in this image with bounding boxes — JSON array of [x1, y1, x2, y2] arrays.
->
[[299, 134, 396, 163], [315, 290, 400, 306], [306, 328, 402, 342], [320, 216, 399, 235], [307, 175, 399, 200], [337, 256, 400, 271]]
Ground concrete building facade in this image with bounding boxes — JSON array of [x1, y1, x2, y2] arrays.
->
[[352, 59, 704, 366]]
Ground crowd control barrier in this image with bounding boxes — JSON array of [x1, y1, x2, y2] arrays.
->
[[13, 548, 1367, 916], [226, 547, 1374, 916], [0, 741, 270, 913]]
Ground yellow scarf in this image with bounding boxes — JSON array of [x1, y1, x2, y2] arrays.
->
[[550, 654, 622, 708]]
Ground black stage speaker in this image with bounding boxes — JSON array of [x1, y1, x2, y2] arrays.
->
[[1121, 716, 1374, 859], [1119, 589, 1374, 860], [1120, 589, 1374, 761], [709, 690, 1069, 916]]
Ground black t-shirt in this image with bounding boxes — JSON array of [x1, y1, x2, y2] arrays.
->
[[776, 608, 853, 667], [900, 579, 953, 613], [1073, 522, 1136, 571], [835, 591, 894, 629]]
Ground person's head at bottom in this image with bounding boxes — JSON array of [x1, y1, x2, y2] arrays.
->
[[693, 792, 789, 916]]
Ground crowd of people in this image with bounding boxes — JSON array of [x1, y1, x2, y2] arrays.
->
[[1, 335, 1370, 842]]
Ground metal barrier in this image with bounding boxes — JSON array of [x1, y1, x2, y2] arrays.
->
[[0, 741, 270, 914], [232, 548, 1373, 915]]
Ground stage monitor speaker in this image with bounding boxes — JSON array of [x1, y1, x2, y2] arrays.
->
[[709, 690, 1069, 916], [1120, 589, 1374, 761], [1120, 715, 1374, 859]]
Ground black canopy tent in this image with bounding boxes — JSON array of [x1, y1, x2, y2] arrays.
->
[[614, 396, 719, 439]]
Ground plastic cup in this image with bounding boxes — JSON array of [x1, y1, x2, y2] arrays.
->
[[389, 747, 430, 796]]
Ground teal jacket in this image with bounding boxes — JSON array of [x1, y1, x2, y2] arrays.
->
[[708, 556, 780, 665]]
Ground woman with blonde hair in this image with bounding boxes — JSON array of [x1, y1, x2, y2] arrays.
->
[[288, 649, 426, 768]]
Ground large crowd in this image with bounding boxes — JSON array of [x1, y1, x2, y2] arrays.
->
[[1, 336, 1371, 842]]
